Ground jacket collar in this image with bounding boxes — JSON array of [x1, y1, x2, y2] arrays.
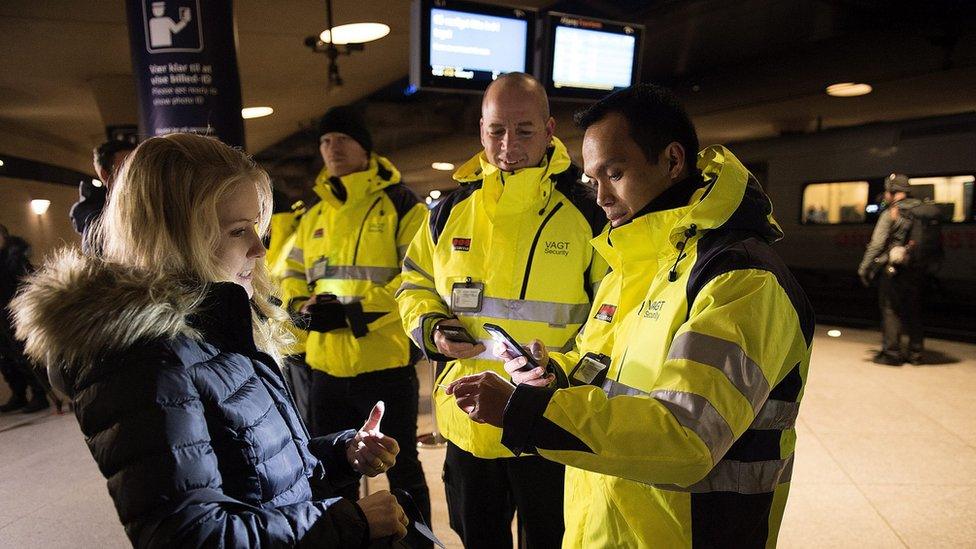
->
[[592, 145, 783, 269], [187, 282, 258, 356], [670, 145, 783, 245], [453, 137, 572, 220], [313, 153, 401, 208]]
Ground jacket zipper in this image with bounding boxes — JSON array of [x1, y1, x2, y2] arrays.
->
[[352, 197, 383, 265], [519, 202, 563, 299]]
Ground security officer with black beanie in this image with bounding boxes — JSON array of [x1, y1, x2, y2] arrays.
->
[[279, 105, 432, 545]]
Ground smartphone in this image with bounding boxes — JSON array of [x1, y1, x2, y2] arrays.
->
[[436, 324, 478, 345], [483, 323, 539, 372]]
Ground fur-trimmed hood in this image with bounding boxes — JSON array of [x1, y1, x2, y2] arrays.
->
[[11, 248, 205, 391]]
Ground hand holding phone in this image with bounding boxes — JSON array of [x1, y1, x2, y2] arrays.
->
[[433, 320, 485, 359], [483, 323, 539, 372], [436, 324, 478, 345]]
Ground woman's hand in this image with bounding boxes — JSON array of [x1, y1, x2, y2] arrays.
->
[[356, 490, 408, 540], [346, 401, 399, 477]]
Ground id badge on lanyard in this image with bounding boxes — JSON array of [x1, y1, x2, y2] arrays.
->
[[451, 277, 484, 313]]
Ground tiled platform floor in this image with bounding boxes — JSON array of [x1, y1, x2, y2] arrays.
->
[[1, 324, 974, 547]]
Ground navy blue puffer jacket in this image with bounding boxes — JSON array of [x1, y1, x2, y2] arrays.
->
[[12, 250, 370, 547]]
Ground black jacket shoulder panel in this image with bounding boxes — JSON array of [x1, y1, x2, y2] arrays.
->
[[553, 166, 606, 237], [382, 183, 421, 221], [687, 229, 815, 346], [429, 182, 482, 245]]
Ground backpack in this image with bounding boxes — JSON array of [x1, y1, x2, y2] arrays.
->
[[896, 200, 945, 271]]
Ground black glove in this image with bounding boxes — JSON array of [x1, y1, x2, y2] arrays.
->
[[305, 297, 348, 333]]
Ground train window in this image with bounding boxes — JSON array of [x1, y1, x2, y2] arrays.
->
[[801, 181, 869, 224], [907, 175, 975, 222]]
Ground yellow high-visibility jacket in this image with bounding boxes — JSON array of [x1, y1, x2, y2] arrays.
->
[[267, 201, 310, 355], [501, 146, 815, 547], [396, 138, 608, 458], [280, 154, 426, 377]]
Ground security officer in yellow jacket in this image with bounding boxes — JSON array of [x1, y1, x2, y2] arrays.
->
[[396, 73, 606, 548], [448, 84, 815, 548], [279, 105, 431, 542]]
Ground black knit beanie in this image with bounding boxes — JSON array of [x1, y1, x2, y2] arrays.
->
[[317, 106, 372, 153]]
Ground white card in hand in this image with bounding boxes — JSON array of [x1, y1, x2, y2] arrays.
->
[[413, 522, 446, 548]]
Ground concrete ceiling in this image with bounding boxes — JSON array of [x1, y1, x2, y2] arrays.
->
[[1, 0, 974, 198]]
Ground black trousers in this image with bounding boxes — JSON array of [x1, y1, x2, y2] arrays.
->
[[0, 320, 45, 399], [444, 441, 565, 549], [311, 366, 431, 547], [879, 268, 924, 357], [281, 355, 313, 426]]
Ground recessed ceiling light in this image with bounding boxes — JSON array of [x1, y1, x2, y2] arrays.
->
[[319, 23, 390, 45], [429, 190, 442, 199], [92, 179, 103, 188], [825, 82, 872, 97], [431, 162, 455, 171], [827, 329, 842, 338], [0, 159, 5, 167], [242, 106, 274, 119], [30, 199, 51, 215]]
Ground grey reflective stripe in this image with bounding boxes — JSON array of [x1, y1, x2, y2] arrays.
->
[[602, 378, 649, 398], [667, 332, 770, 411], [283, 269, 306, 281], [750, 399, 800, 430], [403, 257, 434, 281], [395, 282, 441, 300], [313, 265, 399, 284], [415, 313, 448, 357], [650, 389, 735, 465], [287, 247, 303, 263], [455, 297, 589, 326], [655, 454, 794, 494]]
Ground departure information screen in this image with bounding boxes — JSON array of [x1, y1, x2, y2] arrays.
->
[[428, 8, 528, 81], [551, 25, 636, 90]]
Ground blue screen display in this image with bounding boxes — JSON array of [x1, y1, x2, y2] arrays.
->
[[552, 25, 635, 90], [429, 8, 527, 80]]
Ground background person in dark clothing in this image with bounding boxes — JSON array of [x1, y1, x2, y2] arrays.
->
[[69, 138, 136, 241], [0, 224, 48, 413], [858, 173, 926, 365]]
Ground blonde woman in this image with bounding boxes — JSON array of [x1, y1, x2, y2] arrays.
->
[[12, 134, 407, 547]]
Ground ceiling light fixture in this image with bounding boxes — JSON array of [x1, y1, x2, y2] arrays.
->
[[825, 82, 872, 97], [0, 159, 5, 167], [30, 199, 51, 215], [827, 329, 842, 338], [429, 190, 442, 199], [319, 23, 390, 45], [92, 179, 103, 188], [431, 162, 455, 171], [304, 1, 389, 90], [242, 106, 274, 119]]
